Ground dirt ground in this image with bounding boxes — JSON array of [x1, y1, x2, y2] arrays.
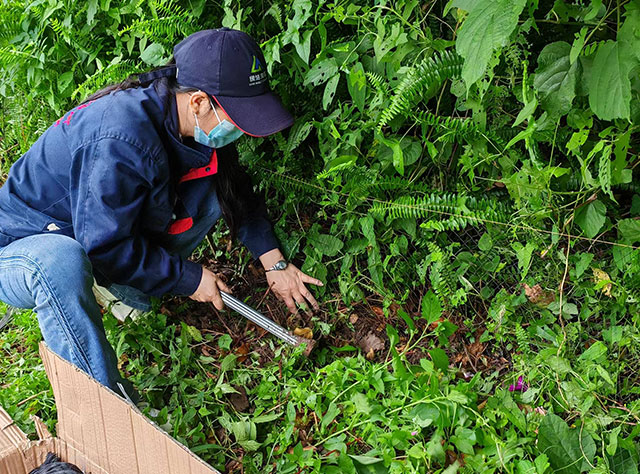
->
[[160, 245, 511, 381]]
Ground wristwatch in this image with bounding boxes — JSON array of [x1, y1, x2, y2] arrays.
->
[[266, 260, 288, 272]]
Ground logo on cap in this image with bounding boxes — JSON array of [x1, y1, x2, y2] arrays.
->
[[249, 55, 267, 86], [251, 55, 263, 73]]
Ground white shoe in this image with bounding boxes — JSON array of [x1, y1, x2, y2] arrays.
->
[[92, 281, 143, 322]]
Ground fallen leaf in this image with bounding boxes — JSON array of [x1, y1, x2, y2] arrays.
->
[[359, 332, 385, 358], [371, 306, 384, 317], [349, 313, 359, 324], [467, 340, 485, 358], [429, 317, 444, 330], [234, 342, 250, 363], [293, 327, 314, 339], [523, 283, 555, 306], [592, 268, 612, 296]]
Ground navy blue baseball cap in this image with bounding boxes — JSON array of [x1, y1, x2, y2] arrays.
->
[[145, 28, 294, 137]]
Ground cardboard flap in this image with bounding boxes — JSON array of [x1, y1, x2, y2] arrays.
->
[[0, 406, 28, 453], [39, 343, 221, 474], [31, 415, 52, 441]]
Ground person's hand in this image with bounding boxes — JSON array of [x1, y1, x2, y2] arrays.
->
[[266, 264, 324, 314], [189, 267, 232, 310]]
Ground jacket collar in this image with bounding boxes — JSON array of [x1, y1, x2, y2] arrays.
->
[[154, 80, 213, 174]]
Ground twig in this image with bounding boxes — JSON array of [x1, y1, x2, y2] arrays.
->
[[17, 390, 47, 407]]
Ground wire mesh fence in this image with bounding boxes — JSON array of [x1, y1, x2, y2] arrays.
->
[[256, 165, 640, 324]]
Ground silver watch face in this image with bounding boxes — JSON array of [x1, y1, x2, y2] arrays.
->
[[272, 260, 288, 271]]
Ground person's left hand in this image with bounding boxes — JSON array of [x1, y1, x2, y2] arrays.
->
[[266, 264, 323, 314]]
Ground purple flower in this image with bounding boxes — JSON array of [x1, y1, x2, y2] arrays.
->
[[411, 431, 419, 436], [508, 376, 528, 392]]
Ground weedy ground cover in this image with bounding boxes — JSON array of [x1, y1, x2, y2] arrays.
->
[[2, 0, 640, 472]]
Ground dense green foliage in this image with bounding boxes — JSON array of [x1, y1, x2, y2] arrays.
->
[[2, 0, 640, 472]]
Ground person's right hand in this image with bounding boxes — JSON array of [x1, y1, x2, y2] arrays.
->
[[189, 267, 232, 310]]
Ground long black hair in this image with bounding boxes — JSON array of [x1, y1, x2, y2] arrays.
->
[[83, 60, 258, 240]]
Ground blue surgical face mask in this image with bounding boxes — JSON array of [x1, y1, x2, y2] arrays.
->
[[193, 96, 243, 148]]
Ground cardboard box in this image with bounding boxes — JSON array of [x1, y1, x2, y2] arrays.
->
[[0, 343, 221, 474]]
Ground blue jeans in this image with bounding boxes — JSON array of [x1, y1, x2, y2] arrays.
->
[[0, 189, 222, 400]]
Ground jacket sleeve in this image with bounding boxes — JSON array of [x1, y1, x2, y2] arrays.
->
[[236, 194, 280, 259], [70, 137, 202, 296]]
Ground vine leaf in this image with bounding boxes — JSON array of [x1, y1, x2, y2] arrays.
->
[[347, 62, 366, 112], [608, 447, 639, 474], [574, 200, 606, 238], [452, 0, 527, 86], [537, 414, 596, 474], [534, 41, 579, 117], [588, 40, 634, 120], [140, 42, 166, 66]]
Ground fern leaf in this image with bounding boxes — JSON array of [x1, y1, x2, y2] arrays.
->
[[72, 61, 140, 101], [377, 50, 463, 130]]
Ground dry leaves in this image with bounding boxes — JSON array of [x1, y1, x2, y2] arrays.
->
[[523, 283, 555, 306], [293, 327, 314, 339], [359, 332, 385, 360], [593, 268, 612, 297]]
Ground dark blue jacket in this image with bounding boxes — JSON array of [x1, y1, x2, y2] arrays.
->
[[0, 80, 279, 296]]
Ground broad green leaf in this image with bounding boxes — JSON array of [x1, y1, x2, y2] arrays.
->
[[348, 62, 366, 112], [293, 30, 313, 64], [478, 232, 493, 251], [220, 353, 237, 371], [360, 215, 376, 247], [421, 290, 442, 323], [588, 41, 633, 120], [570, 27, 588, 64], [321, 402, 339, 432], [578, 341, 607, 361], [185, 324, 202, 342], [537, 414, 596, 474], [618, 219, 640, 244], [351, 393, 371, 414], [512, 242, 536, 278], [574, 200, 606, 238], [140, 42, 166, 66], [378, 137, 404, 175], [57, 71, 74, 93], [87, 0, 98, 24], [238, 439, 261, 451], [323, 74, 340, 110], [608, 447, 639, 474], [309, 233, 343, 257], [534, 41, 579, 117], [574, 252, 594, 278], [349, 455, 382, 465], [304, 58, 338, 86], [545, 355, 572, 374], [513, 97, 538, 126], [453, 0, 527, 86], [429, 348, 449, 371]]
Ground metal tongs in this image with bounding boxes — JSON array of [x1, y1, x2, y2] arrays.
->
[[219, 291, 315, 355]]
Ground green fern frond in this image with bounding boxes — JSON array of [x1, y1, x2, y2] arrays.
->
[[72, 61, 140, 101], [266, 3, 284, 30], [377, 50, 463, 131], [365, 71, 390, 95], [265, 171, 324, 196], [427, 243, 467, 307], [0, 46, 37, 66], [414, 110, 508, 151], [120, 0, 193, 41], [370, 193, 509, 228]]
